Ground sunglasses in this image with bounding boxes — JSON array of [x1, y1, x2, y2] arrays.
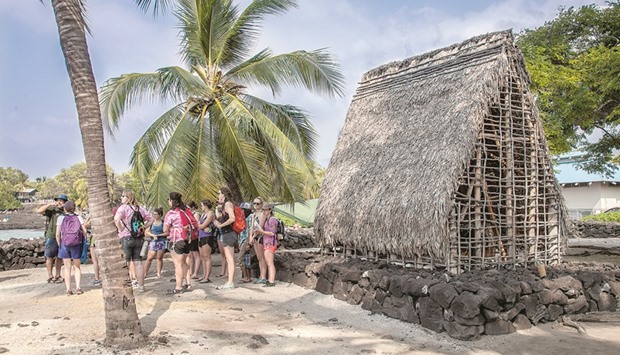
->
[[121, 195, 127, 197], [253, 202, 262, 205]]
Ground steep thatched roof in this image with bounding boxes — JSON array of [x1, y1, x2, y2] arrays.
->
[[315, 30, 539, 260]]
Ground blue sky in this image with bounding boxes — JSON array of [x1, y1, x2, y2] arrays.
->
[[0, 0, 607, 179]]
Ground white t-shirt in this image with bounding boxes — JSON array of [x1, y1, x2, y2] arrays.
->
[[56, 214, 85, 228]]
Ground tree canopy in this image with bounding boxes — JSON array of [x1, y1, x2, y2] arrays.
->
[[517, 1, 620, 175]]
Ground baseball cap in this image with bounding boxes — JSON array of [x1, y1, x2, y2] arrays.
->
[[54, 194, 68, 202]]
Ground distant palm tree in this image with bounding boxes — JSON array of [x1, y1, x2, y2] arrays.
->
[[100, 0, 345, 206]]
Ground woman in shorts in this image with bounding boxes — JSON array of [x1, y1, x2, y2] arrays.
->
[[214, 187, 237, 290], [248, 197, 267, 284], [56, 200, 88, 295], [254, 203, 278, 287], [144, 207, 166, 279], [163, 192, 198, 294], [197, 199, 216, 283]]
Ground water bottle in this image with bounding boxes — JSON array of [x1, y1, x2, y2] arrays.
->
[[140, 238, 150, 258], [244, 253, 250, 268]]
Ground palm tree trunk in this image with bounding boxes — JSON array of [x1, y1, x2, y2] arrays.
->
[[51, 0, 145, 349]]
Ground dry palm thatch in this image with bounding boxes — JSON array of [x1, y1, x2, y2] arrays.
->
[[315, 30, 569, 272]]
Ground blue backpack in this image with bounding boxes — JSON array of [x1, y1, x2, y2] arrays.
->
[[61, 214, 84, 247]]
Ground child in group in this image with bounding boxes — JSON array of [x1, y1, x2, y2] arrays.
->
[[56, 200, 88, 295]]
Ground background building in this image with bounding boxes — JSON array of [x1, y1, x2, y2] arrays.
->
[[555, 152, 620, 218]]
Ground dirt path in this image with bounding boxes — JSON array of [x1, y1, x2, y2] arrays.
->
[[1, 254, 620, 355]]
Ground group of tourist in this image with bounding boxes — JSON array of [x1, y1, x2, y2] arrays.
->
[[39, 187, 281, 296]]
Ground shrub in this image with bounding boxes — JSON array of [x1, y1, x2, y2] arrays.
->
[[582, 211, 620, 222]]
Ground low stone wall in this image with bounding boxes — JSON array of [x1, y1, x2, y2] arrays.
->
[[274, 253, 620, 340], [280, 228, 317, 249], [0, 238, 46, 271], [573, 220, 620, 238]]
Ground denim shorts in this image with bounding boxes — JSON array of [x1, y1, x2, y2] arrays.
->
[[58, 243, 82, 260], [120, 237, 144, 262], [44, 238, 59, 258]]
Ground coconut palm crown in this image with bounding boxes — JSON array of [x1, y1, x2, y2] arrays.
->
[[100, 0, 345, 207]]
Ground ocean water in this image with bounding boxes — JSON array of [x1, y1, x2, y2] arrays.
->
[[0, 229, 44, 241]]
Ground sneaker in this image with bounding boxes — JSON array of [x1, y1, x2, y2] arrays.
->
[[263, 282, 276, 287], [137, 286, 145, 293], [91, 279, 102, 286], [254, 278, 267, 284]]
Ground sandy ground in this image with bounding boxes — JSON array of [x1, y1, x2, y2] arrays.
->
[[1, 253, 620, 355]]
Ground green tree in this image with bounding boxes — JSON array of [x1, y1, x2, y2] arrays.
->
[[0, 181, 21, 210], [100, 0, 345, 208], [0, 167, 30, 190], [517, 2, 620, 174]]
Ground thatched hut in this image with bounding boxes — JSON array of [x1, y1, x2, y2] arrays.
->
[[315, 30, 568, 272]]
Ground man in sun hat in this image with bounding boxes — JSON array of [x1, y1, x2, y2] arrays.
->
[[37, 193, 68, 283]]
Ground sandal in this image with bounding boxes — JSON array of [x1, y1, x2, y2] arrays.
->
[[199, 278, 212, 284], [47, 277, 54, 283], [182, 284, 193, 292], [167, 288, 183, 295], [239, 279, 252, 284], [75, 288, 84, 295], [191, 275, 199, 280], [66, 290, 74, 296], [53, 276, 64, 283]]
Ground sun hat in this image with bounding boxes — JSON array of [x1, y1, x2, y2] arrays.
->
[[239, 202, 252, 210], [54, 194, 68, 202]]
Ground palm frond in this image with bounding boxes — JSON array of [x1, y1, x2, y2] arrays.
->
[[210, 97, 272, 197], [130, 104, 186, 179], [241, 94, 318, 159], [215, 0, 297, 68], [176, 0, 236, 67], [134, 0, 175, 16], [224, 93, 315, 201], [100, 67, 207, 134], [141, 109, 201, 208], [225, 49, 346, 97]]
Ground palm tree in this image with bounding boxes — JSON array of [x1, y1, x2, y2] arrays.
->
[[50, 0, 145, 348], [100, 0, 345, 207]]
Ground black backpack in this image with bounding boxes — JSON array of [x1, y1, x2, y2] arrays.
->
[[276, 218, 286, 244], [123, 205, 145, 238]]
